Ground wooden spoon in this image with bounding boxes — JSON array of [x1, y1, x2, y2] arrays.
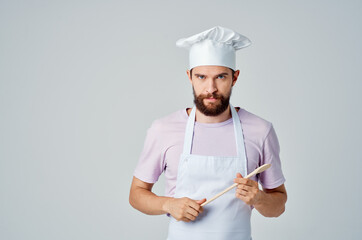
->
[[201, 164, 271, 207]]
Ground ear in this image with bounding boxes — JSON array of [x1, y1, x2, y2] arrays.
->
[[232, 70, 240, 86], [186, 69, 192, 84]]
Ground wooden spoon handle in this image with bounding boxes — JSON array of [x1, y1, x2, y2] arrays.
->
[[201, 183, 238, 206], [200, 164, 271, 207]]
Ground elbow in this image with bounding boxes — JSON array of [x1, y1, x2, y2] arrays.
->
[[272, 191, 287, 217], [260, 199, 286, 218], [129, 196, 134, 208], [129, 190, 137, 209], [260, 186, 287, 218], [272, 196, 287, 217], [274, 205, 285, 217], [276, 193, 287, 217], [273, 198, 287, 217], [261, 206, 285, 218]]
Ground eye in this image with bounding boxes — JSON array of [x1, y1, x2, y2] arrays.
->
[[197, 75, 205, 79], [217, 75, 225, 79]]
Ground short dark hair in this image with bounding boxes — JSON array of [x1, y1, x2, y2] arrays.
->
[[190, 67, 236, 80]]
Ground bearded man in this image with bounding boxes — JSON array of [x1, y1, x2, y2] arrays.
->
[[129, 26, 287, 240]]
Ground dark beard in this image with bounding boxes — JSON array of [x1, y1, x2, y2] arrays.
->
[[192, 87, 232, 116]]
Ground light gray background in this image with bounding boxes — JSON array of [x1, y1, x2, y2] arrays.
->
[[1, 0, 361, 239]]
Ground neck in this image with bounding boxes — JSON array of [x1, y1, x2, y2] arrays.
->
[[195, 105, 232, 123]]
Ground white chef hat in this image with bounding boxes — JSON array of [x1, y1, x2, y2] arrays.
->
[[176, 26, 251, 70]]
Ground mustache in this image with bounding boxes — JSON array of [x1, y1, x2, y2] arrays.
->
[[199, 93, 222, 99]]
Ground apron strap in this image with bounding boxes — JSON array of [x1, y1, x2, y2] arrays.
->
[[230, 104, 246, 158], [230, 104, 248, 176], [182, 106, 196, 154]]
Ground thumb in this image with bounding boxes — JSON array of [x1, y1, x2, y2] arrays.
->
[[196, 198, 207, 205], [236, 172, 243, 178]]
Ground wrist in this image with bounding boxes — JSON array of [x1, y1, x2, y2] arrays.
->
[[253, 190, 265, 207], [161, 197, 172, 214]]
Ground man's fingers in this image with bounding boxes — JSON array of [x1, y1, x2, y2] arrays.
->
[[234, 172, 248, 184], [178, 213, 197, 222], [234, 177, 255, 186], [189, 199, 203, 213], [237, 184, 253, 191], [179, 217, 190, 222], [185, 212, 197, 221], [234, 178, 248, 184], [196, 198, 207, 205], [236, 187, 248, 196], [172, 197, 207, 222], [186, 207, 198, 218]]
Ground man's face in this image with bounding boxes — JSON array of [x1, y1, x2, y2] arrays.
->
[[187, 65, 239, 116]]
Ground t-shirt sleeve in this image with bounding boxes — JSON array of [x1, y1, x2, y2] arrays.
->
[[133, 120, 166, 184], [259, 124, 286, 189]]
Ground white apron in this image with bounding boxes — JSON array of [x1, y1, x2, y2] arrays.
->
[[167, 104, 252, 240]]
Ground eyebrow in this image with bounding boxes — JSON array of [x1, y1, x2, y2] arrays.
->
[[194, 72, 229, 76]]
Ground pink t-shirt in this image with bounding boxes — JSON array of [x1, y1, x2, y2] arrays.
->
[[134, 107, 285, 197]]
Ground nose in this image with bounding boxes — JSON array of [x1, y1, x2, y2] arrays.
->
[[206, 79, 217, 94]]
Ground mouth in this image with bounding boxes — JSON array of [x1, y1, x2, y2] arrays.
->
[[205, 97, 218, 101]]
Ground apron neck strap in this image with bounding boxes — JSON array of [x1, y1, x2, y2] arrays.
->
[[182, 106, 196, 154]]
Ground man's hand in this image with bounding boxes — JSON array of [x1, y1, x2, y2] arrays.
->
[[233, 173, 287, 217], [163, 197, 206, 222], [234, 173, 261, 205], [130, 177, 207, 220]]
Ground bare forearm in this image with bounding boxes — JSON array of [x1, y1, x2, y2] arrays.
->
[[253, 190, 287, 217], [234, 175, 287, 218], [129, 187, 171, 215]]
